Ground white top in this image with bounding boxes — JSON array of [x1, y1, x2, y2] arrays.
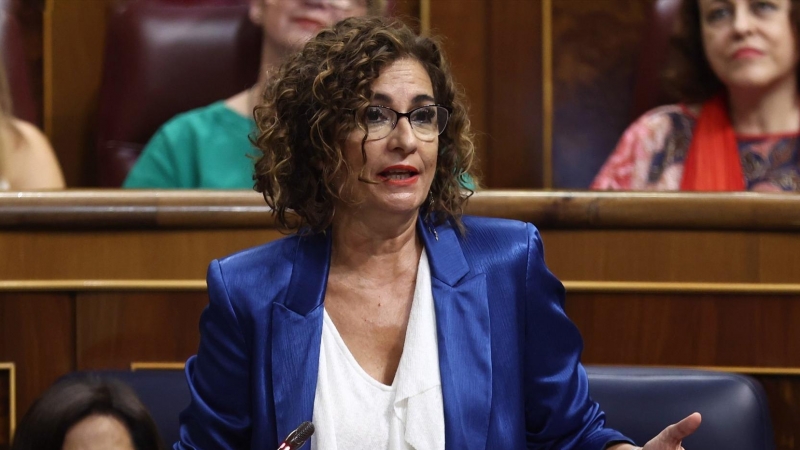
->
[[311, 250, 445, 450]]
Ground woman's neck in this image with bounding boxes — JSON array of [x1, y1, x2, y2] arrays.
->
[[727, 75, 800, 135], [329, 210, 422, 278]]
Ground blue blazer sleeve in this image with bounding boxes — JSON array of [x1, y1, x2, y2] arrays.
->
[[522, 223, 631, 449], [175, 260, 253, 449]]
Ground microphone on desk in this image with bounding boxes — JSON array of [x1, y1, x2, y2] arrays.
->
[[277, 421, 315, 450]]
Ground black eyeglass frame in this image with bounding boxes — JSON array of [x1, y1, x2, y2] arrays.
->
[[350, 104, 453, 140]]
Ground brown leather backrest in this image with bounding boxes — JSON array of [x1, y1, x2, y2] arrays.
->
[[631, 0, 683, 119], [95, 0, 261, 187], [0, 0, 39, 125]]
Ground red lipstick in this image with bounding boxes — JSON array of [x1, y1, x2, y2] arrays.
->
[[377, 165, 420, 186]]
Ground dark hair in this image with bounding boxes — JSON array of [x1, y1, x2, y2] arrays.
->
[[664, 0, 800, 103], [11, 377, 166, 450], [253, 16, 477, 234]]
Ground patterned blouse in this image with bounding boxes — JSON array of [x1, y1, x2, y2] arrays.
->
[[591, 104, 800, 191]]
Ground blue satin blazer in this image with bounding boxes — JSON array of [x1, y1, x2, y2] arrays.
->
[[176, 215, 631, 450]]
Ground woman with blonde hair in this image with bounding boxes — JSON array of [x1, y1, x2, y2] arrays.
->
[[0, 58, 64, 190]]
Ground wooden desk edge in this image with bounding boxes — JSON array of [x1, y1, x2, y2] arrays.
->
[[2, 190, 800, 230]]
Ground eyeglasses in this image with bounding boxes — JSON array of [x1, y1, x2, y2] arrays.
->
[[356, 105, 452, 141]]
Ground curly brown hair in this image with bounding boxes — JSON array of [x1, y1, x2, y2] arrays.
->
[[665, 0, 800, 103], [253, 16, 477, 234]]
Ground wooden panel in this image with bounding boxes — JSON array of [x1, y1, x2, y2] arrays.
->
[[487, 0, 542, 188], [0, 293, 73, 422], [0, 365, 9, 450], [429, 0, 489, 183], [16, 0, 45, 125], [757, 377, 800, 450], [44, 0, 115, 187], [551, 0, 651, 189], [567, 293, 800, 368], [391, 0, 420, 23], [759, 235, 800, 283], [0, 229, 281, 280], [543, 230, 800, 284], [542, 230, 767, 283], [76, 292, 207, 370]]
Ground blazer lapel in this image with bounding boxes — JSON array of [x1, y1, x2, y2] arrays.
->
[[420, 219, 492, 450], [271, 231, 330, 444]]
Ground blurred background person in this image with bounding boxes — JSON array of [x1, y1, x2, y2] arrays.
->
[[0, 57, 64, 190], [11, 376, 166, 450], [123, 0, 386, 189], [593, 0, 800, 192]]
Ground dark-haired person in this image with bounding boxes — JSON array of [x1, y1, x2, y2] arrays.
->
[[123, 0, 385, 189], [177, 16, 701, 450], [11, 377, 166, 450], [593, 0, 800, 191]]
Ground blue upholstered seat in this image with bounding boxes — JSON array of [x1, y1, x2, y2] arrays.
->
[[587, 366, 775, 450]]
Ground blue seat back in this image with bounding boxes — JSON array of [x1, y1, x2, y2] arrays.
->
[[587, 366, 775, 450]]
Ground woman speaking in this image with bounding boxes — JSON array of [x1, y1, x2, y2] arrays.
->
[[176, 16, 700, 450]]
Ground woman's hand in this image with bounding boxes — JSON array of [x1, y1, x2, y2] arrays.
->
[[641, 413, 702, 450], [607, 413, 702, 450]]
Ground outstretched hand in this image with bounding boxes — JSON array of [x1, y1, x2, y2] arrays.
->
[[641, 413, 702, 450]]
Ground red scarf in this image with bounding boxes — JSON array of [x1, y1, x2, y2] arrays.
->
[[680, 95, 746, 191]]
